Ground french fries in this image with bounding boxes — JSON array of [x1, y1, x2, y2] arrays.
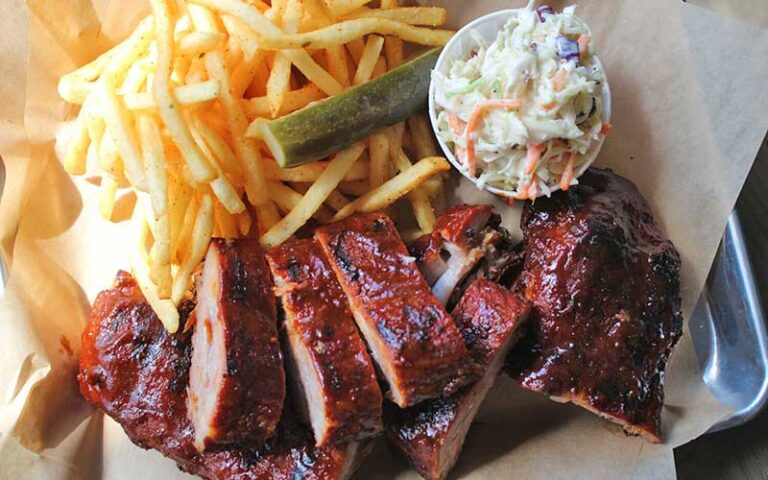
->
[[261, 143, 365, 247], [342, 7, 448, 27], [353, 35, 384, 85], [249, 18, 454, 50], [333, 156, 450, 221], [58, 0, 453, 330]]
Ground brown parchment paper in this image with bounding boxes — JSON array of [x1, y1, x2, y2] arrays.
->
[[0, 0, 767, 479]]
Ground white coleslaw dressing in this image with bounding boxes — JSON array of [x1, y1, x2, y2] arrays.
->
[[432, 3, 608, 197]]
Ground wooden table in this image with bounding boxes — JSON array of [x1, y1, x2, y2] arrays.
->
[[675, 139, 768, 479]]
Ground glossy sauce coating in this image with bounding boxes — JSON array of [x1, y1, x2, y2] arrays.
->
[[189, 238, 285, 450], [433, 204, 494, 247], [78, 272, 362, 480], [507, 168, 683, 442], [387, 280, 530, 480], [267, 238, 383, 446], [315, 213, 472, 407]]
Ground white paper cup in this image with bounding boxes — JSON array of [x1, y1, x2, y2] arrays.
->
[[428, 8, 612, 199]]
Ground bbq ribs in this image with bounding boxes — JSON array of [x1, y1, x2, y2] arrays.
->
[[189, 238, 285, 451], [507, 168, 683, 441], [387, 279, 530, 480], [267, 238, 384, 447], [315, 213, 473, 408], [79, 270, 366, 480]]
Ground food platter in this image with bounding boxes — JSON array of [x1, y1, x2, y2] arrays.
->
[[2, 0, 768, 478]]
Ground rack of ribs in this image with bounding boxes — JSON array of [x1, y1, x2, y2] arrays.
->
[[507, 168, 683, 442], [315, 213, 472, 408], [187, 239, 285, 451], [387, 279, 530, 480], [79, 271, 367, 480], [267, 238, 383, 447]]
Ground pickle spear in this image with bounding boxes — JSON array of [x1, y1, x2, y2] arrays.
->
[[259, 48, 440, 168]]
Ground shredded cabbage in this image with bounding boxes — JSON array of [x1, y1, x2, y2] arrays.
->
[[433, 3, 607, 197]]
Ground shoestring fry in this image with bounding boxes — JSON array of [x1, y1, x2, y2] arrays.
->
[[57, 0, 452, 332]]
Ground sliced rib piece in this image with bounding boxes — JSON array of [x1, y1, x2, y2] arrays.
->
[[188, 238, 285, 451], [409, 233, 447, 286], [429, 205, 493, 304], [78, 271, 368, 480], [315, 213, 472, 408], [410, 205, 524, 308], [507, 168, 683, 442], [266, 238, 383, 447], [387, 279, 530, 480]]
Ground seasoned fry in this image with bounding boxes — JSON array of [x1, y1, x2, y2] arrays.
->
[[62, 118, 90, 175], [250, 18, 454, 50], [353, 35, 384, 85], [98, 174, 120, 220], [191, 115, 243, 182], [138, 115, 173, 297], [214, 200, 240, 237], [243, 84, 326, 119], [175, 197, 200, 263], [393, 148, 436, 232], [263, 158, 368, 182], [132, 208, 180, 332], [267, 54, 293, 117], [384, 36, 403, 68], [123, 80, 221, 110], [99, 82, 148, 190], [282, 50, 343, 96], [326, 45, 352, 88], [151, 0, 217, 184], [332, 156, 450, 221], [261, 143, 365, 247], [58, 17, 154, 104], [256, 202, 282, 234], [301, 0, 333, 29], [237, 210, 253, 236], [323, 0, 372, 18], [118, 60, 149, 94], [368, 132, 389, 188], [268, 180, 334, 223], [172, 193, 214, 304], [267, 0, 302, 116], [177, 31, 225, 56], [343, 7, 448, 27], [407, 113, 438, 158]]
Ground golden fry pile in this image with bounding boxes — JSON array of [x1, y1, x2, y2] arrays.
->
[[58, 0, 454, 332]]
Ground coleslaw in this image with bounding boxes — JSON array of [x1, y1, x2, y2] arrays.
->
[[432, 2, 610, 199]]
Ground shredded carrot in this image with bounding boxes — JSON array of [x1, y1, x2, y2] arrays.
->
[[560, 152, 576, 191], [540, 101, 558, 111], [465, 99, 524, 177], [578, 34, 591, 58], [455, 145, 468, 166], [552, 69, 567, 92], [527, 173, 539, 200], [446, 111, 466, 136], [600, 121, 613, 135], [524, 142, 542, 175]]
